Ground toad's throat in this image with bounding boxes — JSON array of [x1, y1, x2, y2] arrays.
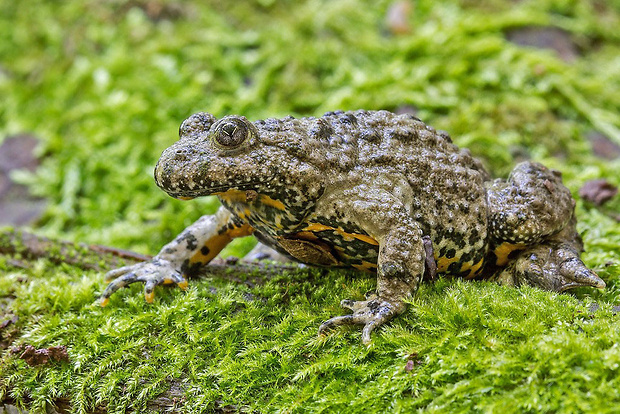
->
[[214, 189, 286, 211], [164, 180, 273, 200]]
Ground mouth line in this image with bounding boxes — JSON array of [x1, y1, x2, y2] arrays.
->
[[168, 180, 272, 200]]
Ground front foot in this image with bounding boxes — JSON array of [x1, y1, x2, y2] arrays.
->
[[318, 294, 406, 345], [101, 258, 188, 306]]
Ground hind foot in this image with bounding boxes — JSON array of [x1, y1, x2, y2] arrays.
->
[[496, 241, 605, 292]]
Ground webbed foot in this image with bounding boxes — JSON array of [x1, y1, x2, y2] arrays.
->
[[318, 294, 406, 345], [499, 242, 605, 292], [101, 259, 188, 306]]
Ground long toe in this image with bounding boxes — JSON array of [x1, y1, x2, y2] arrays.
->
[[104, 265, 134, 282], [559, 257, 606, 290], [144, 279, 159, 303], [318, 315, 356, 335], [361, 321, 379, 345], [101, 272, 138, 305], [513, 243, 606, 292]]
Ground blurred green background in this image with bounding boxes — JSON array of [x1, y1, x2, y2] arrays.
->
[[1, 0, 618, 255]]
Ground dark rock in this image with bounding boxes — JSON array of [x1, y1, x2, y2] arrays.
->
[[0, 135, 47, 226], [505, 26, 579, 62], [579, 179, 618, 206], [587, 131, 620, 160]]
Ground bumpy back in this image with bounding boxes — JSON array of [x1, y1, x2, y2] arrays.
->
[[254, 110, 489, 177]]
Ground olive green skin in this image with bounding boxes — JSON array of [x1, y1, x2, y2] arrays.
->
[[104, 110, 604, 344]]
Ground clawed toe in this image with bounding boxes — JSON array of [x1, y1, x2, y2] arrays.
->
[[144, 279, 158, 303], [558, 256, 605, 289], [340, 299, 363, 312], [101, 272, 138, 306], [318, 315, 356, 334], [361, 320, 379, 345]]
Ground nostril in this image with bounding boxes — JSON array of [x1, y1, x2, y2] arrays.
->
[[173, 148, 189, 160]]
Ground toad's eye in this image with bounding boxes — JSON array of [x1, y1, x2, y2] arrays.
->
[[214, 120, 248, 148]]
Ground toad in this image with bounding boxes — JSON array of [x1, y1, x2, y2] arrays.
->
[[102, 110, 605, 344]]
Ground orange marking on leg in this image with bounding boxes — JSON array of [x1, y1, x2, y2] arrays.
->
[[189, 233, 231, 265], [228, 223, 254, 238], [190, 223, 254, 265]]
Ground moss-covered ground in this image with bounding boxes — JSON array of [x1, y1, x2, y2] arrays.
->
[[1, 0, 619, 412]]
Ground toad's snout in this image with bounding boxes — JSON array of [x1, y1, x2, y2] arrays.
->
[[154, 146, 209, 198]]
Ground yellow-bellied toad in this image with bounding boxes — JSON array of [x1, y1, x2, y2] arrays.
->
[[102, 110, 605, 344]]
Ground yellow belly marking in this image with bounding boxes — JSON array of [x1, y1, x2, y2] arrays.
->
[[258, 194, 286, 210], [215, 190, 286, 211], [215, 189, 248, 203], [462, 258, 484, 279], [494, 242, 526, 266], [435, 255, 460, 273], [303, 223, 379, 246]]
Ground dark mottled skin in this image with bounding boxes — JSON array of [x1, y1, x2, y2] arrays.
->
[[103, 110, 605, 344]]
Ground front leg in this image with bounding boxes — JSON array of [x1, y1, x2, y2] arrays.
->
[[101, 206, 253, 305], [318, 189, 426, 344]]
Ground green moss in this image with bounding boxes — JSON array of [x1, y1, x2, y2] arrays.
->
[[2, 265, 620, 413], [1, 0, 619, 412]]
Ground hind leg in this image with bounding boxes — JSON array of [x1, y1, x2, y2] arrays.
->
[[486, 162, 575, 247], [486, 162, 604, 291]]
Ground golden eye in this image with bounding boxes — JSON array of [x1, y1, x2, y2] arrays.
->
[[215, 119, 248, 148]]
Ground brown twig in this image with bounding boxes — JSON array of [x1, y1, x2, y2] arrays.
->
[[0, 228, 306, 286]]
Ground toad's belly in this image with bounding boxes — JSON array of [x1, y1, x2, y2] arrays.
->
[[252, 222, 380, 272], [253, 221, 488, 279]]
